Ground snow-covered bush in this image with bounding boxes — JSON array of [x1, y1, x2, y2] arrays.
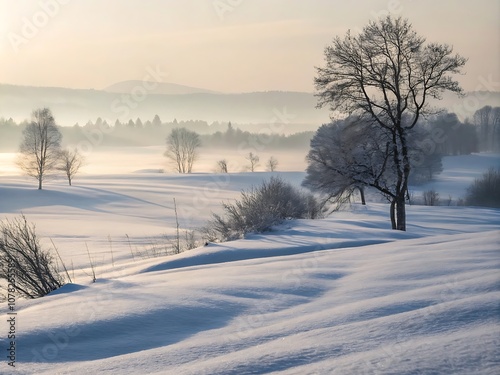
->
[[0, 215, 64, 298], [202, 176, 323, 242], [465, 167, 500, 208]]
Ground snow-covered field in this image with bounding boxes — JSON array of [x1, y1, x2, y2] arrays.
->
[[0, 151, 499, 374]]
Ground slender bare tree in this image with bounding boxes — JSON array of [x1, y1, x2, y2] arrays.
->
[[164, 128, 201, 173], [313, 16, 466, 230], [216, 159, 228, 173], [266, 156, 279, 172], [17, 108, 62, 190], [245, 152, 260, 172], [59, 148, 85, 186]]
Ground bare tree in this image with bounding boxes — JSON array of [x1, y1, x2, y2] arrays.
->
[[164, 128, 201, 173], [314, 16, 466, 230], [303, 119, 384, 208], [58, 148, 85, 186], [216, 159, 228, 173], [266, 156, 279, 172], [0, 215, 64, 298], [423, 190, 440, 206], [245, 152, 260, 172], [17, 108, 62, 190]]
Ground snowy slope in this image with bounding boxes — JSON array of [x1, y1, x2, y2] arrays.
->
[[0, 154, 499, 374], [1, 211, 498, 375]]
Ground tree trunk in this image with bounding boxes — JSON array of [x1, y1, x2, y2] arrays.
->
[[395, 194, 406, 231], [358, 186, 366, 205], [68, 177, 72, 186], [38, 177, 42, 190], [396, 126, 410, 231], [390, 199, 396, 230]]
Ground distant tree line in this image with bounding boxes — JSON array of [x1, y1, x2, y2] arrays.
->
[[472, 106, 500, 152], [1, 107, 498, 152], [0, 116, 314, 150]]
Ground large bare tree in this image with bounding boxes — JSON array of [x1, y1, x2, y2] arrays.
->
[[313, 16, 466, 230], [164, 128, 201, 173], [17, 108, 62, 190]]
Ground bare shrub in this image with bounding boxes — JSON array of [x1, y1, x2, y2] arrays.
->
[[0, 216, 64, 298], [423, 189, 440, 206], [465, 168, 500, 208], [130, 197, 201, 259], [144, 236, 170, 258], [165, 230, 199, 255], [216, 159, 228, 173], [183, 230, 197, 250], [202, 176, 324, 242]]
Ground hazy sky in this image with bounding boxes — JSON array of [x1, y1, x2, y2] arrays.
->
[[1, 0, 499, 93]]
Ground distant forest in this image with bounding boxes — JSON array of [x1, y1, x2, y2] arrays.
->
[[0, 116, 315, 151], [1, 106, 499, 154]]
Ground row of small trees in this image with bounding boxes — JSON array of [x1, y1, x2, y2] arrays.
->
[[216, 154, 278, 173], [16, 113, 276, 181], [16, 111, 276, 181], [163, 128, 279, 173]]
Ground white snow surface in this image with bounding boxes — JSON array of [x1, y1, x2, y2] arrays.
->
[[0, 152, 499, 375]]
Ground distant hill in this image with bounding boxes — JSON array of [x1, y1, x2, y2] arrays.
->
[[0, 83, 498, 129], [0, 83, 330, 128], [103, 80, 218, 95]]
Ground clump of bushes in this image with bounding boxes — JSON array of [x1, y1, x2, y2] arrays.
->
[[0, 215, 64, 299], [202, 176, 324, 242], [465, 167, 500, 208]]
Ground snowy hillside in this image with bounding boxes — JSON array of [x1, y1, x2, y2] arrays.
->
[[0, 153, 499, 374]]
